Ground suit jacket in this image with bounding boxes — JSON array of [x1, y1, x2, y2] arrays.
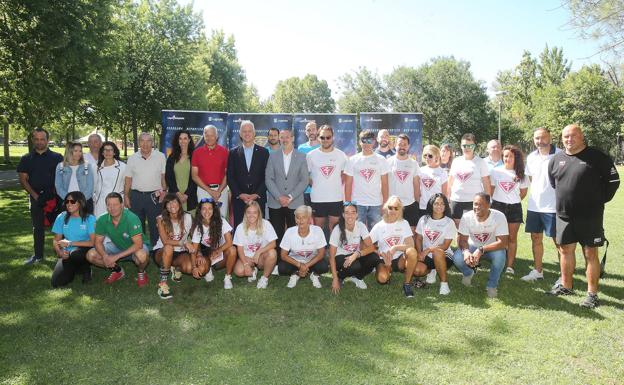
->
[[265, 149, 309, 209], [227, 144, 270, 201]]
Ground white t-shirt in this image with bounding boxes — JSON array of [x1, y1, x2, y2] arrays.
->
[[449, 156, 490, 202], [490, 167, 529, 204], [416, 216, 456, 256], [525, 147, 560, 213], [345, 152, 389, 206], [307, 148, 347, 202], [458, 209, 509, 247], [369, 219, 413, 260], [387, 155, 420, 206], [191, 219, 233, 264], [329, 221, 370, 256], [68, 164, 80, 193], [233, 219, 278, 257], [419, 166, 448, 209], [153, 212, 193, 251], [280, 225, 327, 263]]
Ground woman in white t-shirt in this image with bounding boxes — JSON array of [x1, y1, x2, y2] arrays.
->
[[278, 205, 328, 289], [189, 198, 236, 289], [329, 202, 380, 294], [419, 145, 448, 216], [369, 196, 419, 298], [414, 193, 457, 295], [490, 145, 528, 275], [153, 193, 193, 299], [232, 201, 278, 289]]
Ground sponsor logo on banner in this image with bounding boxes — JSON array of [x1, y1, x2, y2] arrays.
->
[[424, 230, 441, 244], [498, 181, 516, 194], [422, 177, 435, 190], [320, 165, 335, 178], [360, 168, 376, 182], [473, 232, 490, 243], [395, 170, 410, 183], [167, 115, 184, 120], [456, 171, 473, 183], [384, 236, 401, 248]]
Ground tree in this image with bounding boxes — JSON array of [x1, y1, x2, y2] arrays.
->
[[336, 67, 386, 113], [271, 74, 335, 113], [563, 0, 624, 57], [538, 45, 571, 86]]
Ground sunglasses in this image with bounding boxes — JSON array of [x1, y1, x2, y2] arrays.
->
[[200, 197, 223, 208], [65, 199, 77, 205], [343, 201, 357, 207], [319, 136, 332, 140], [387, 206, 400, 211], [360, 138, 374, 144], [461, 144, 476, 149], [424, 154, 434, 159]]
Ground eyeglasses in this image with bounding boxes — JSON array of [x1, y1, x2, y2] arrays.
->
[[360, 138, 374, 144], [387, 206, 400, 211], [200, 197, 223, 208], [319, 136, 332, 140], [343, 201, 357, 207], [424, 154, 434, 159], [461, 144, 476, 149], [65, 199, 77, 205]]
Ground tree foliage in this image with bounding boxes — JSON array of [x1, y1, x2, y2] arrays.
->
[[337, 67, 386, 113], [271, 74, 335, 113], [564, 0, 624, 57]]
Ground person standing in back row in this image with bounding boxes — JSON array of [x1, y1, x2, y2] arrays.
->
[[297, 121, 320, 207]]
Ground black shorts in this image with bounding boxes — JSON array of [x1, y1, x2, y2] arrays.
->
[[423, 255, 454, 270], [403, 201, 420, 227], [311, 201, 342, 218], [450, 201, 473, 219], [556, 214, 605, 247], [391, 256, 403, 272], [153, 248, 187, 260], [491, 201, 523, 224]]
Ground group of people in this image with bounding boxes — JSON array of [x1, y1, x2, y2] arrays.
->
[[17, 121, 619, 308]]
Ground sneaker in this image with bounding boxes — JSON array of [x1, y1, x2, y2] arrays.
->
[[170, 266, 182, 282], [425, 269, 437, 284], [256, 276, 269, 289], [248, 267, 258, 283], [104, 268, 125, 284], [546, 283, 574, 296], [579, 293, 599, 309], [461, 271, 474, 287], [271, 265, 279, 276], [487, 287, 498, 298], [24, 255, 42, 265], [351, 277, 367, 290], [551, 277, 562, 291], [505, 267, 515, 275], [137, 271, 149, 288], [223, 274, 233, 290], [287, 274, 299, 288], [82, 267, 92, 284], [310, 273, 322, 289], [403, 283, 414, 298], [158, 281, 173, 299], [521, 269, 544, 282], [413, 278, 427, 289], [439, 282, 450, 295], [204, 268, 214, 283]]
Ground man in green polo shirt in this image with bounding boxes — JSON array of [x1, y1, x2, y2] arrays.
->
[[86, 192, 150, 286]]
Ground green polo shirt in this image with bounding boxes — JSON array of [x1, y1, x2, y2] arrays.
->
[[95, 209, 144, 250]]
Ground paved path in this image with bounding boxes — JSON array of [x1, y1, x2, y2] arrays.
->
[[0, 170, 19, 189]]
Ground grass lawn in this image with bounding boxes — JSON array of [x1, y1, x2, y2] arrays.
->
[[0, 179, 623, 385], [0, 146, 136, 171]]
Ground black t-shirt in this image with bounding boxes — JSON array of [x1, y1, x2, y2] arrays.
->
[[548, 146, 620, 218], [16, 148, 63, 194]]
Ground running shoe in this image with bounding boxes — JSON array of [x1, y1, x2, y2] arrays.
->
[[579, 293, 599, 309], [256, 276, 269, 289], [204, 268, 214, 283], [24, 255, 42, 265], [248, 267, 258, 282], [351, 277, 367, 290], [439, 282, 450, 295], [170, 266, 182, 282], [521, 269, 544, 281], [425, 269, 437, 284], [487, 287, 498, 298], [158, 281, 173, 299], [310, 273, 322, 289], [287, 274, 299, 288], [413, 279, 427, 289], [551, 277, 562, 291], [505, 267, 515, 275], [546, 284, 574, 296], [104, 268, 125, 284], [137, 271, 149, 288], [461, 271, 474, 287], [403, 283, 414, 298], [223, 274, 233, 289]]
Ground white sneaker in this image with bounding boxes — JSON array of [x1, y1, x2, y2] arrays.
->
[[256, 276, 269, 289], [439, 282, 450, 295], [351, 277, 367, 290], [271, 265, 279, 276], [204, 268, 214, 283], [248, 267, 258, 282], [223, 274, 233, 289], [521, 269, 544, 281], [287, 274, 299, 288], [310, 273, 322, 289], [426, 269, 437, 284], [505, 267, 515, 275], [462, 271, 474, 287], [552, 277, 562, 291]]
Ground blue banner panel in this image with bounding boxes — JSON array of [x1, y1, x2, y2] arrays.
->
[[227, 113, 292, 148], [358, 112, 423, 159], [292, 114, 358, 156], [161, 110, 228, 155]]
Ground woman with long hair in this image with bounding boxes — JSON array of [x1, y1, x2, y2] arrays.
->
[[440, 143, 454, 170], [93, 141, 126, 218], [55, 141, 95, 212], [329, 202, 379, 294], [165, 130, 197, 212], [50, 191, 96, 287], [189, 198, 237, 289], [153, 193, 193, 299], [490, 145, 528, 274], [232, 201, 278, 289]]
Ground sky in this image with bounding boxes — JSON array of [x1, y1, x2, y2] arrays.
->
[[188, 0, 603, 99]]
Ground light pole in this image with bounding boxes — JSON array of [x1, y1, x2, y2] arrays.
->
[[495, 91, 508, 143]]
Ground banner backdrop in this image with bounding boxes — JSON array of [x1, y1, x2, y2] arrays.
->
[[359, 112, 423, 159], [292, 114, 358, 156], [161, 110, 228, 155], [227, 113, 292, 148]]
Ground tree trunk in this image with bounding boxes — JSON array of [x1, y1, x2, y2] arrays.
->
[[131, 111, 138, 153], [2, 116, 9, 163]]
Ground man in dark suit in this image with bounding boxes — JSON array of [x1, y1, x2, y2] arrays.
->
[[227, 120, 270, 228]]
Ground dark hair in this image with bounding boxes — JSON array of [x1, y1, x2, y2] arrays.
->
[[338, 204, 359, 246], [161, 193, 186, 239], [97, 141, 121, 168], [503, 144, 525, 181], [359, 130, 375, 140], [440, 143, 454, 168], [319, 125, 333, 135], [105, 192, 123, 204], [461, 133, 476, 142], [193, 199, 222, 250], [397, 133, 410, 144], [268, 127, 279, 135], [425, 193, 451, 219], [533, 127, 550, 134], [64, 191, 89, 224], [474, 192, 491, 204], [170, 130, 195, 162], [279, 128, 293, 135], [32, 127, 49, 140]]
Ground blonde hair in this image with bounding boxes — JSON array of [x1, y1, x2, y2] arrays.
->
[[242, 201, 264, 236], [422, 144, 441, 163], [383, 196, 404, 221], [63, 141, 84, 166]]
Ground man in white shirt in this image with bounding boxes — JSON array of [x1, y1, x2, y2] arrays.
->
[[345, 130, 389, 230], [387, 134, 420, 231], [375, 129, 395, 158], [483, 139, 503, 170], [84, 133, 102, 166]]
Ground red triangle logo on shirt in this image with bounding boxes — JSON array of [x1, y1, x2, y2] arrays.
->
[[343, 243, 359, 253], [359, 168, 376, 182], [424, 230, 441, 243], [422, 177, 435, 190], [498, 181, 516, 194], [456, 171, 473, 183], [395, 170, 410, 183], [247, 243, 261, 253], [473, 232, 490, 243], [295, 250, 314, 258], [320, 165, 335, 178], [384, 236, 401, 248]]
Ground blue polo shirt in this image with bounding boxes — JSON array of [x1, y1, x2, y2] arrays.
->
[[17, 148, 63, 194]]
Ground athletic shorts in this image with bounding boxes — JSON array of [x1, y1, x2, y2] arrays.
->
[[391, 256, 403, 272], [423, 255, 454, 270], [556, 214, 605, 247], [491, 201, 523, 224], [450, 201, 473, 219], [104, 241, 149, 262], [525, 211, 556, 238], [403, 201, 420, 227], [311, 201, 342, 218]]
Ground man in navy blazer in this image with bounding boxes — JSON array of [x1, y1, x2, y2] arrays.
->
[[227, 120, 270, 228]]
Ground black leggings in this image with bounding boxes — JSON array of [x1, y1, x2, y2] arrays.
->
[[334, 252, 379, 280], [278, 258, 329, 275], [51, 247, 91, 288]]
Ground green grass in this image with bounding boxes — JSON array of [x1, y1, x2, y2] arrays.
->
[[0, 146, 136, 171], [1, 177, 623, 385]]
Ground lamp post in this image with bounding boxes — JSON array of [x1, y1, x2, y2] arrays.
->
[[495, 91, 508, 143]]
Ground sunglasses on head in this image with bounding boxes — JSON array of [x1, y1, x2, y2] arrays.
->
[[200, 197, 223, 208], [343, 201, 357, 207], [65, 199, 77, 205], [360, 137, 374, 144]]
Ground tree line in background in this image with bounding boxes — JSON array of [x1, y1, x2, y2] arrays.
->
[[1, 0, 622, 161]]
